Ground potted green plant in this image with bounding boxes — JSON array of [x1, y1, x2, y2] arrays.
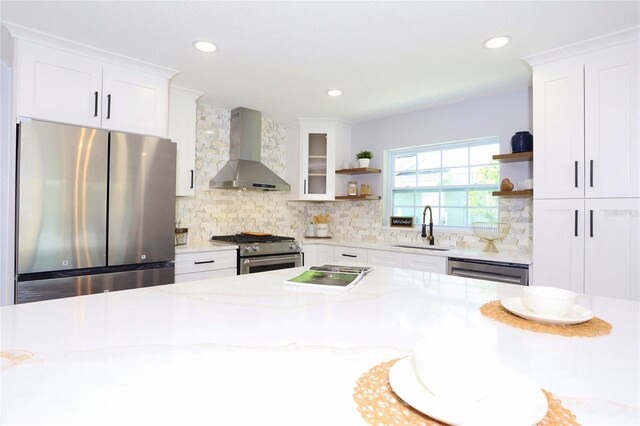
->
[[356, 150, 373, 168]]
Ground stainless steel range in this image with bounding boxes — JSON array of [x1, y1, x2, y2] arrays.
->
[[210, 234, 302, 275]]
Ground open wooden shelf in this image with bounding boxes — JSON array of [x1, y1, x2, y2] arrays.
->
[[335, 195, 381, 200], [335, 167, 381, 175], [492, 152, 533, 163], [492, 189, 533, 197]]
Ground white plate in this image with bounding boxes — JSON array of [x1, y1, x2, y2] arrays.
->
[[501, 297, 594, 325], [388, 357, 548, 426]]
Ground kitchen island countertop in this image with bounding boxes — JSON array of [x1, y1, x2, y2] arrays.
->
[[1, 265, 637, 425]]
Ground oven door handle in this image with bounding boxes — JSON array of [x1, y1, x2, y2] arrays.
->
[[242, 254, 302, 265]]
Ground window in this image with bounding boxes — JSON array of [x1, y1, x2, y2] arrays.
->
[[387, 138, 500, 228]]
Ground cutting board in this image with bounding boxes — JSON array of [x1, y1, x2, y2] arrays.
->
[[241, 232, 272, 237]]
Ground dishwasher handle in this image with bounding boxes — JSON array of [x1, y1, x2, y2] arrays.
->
[[449, 267, 524, 284]]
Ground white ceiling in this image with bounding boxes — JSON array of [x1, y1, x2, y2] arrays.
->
[[1, 1, 638, 123]]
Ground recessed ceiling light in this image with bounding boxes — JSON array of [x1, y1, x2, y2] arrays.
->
[[193, 40, 218, 53], [327, 89, 343, 97], [483, 36, 511, 49]]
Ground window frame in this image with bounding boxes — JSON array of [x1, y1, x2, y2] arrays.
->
[[384, 137, 500, 230]]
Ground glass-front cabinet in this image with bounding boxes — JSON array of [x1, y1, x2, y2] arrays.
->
[[307, 132, 328, 195], [286, 119, 350, 201]]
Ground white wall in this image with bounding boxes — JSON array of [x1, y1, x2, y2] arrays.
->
[[351, 88, 532, 196], [1, 25, 15, 305]]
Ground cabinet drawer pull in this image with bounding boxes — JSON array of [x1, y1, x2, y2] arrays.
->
[[106, 94, 112, 119], [194, 260, 215, 265], [341, 253, 357, 258], [574, 161, 578, 188], [590, 210, 594, 238], [589, 160, 594, 187], [94, 91, 99, 117], [574, 210, 578, 237], [190, 170, 194, 189]]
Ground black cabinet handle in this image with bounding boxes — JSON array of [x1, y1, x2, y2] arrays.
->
[[574, 210, 578, 237], [190, 170, 194, 189], [341, 253, 357, 258], [194, 260, 215, 265], [106, 94, 111, 119], [590, 160, 594, 187], [303, 179, 307, 194], [574, 161, 579, 188], [94, 91, 99, 117], [590, 210, 594, 237]]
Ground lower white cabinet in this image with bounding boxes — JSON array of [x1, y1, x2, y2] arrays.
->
[[175, 249, 237, 283], [333, 245, 368, 262], [302, 244, 317, 266], [534, 198, 639, 300], [367, 249, 404, 267], [315, 245, 335, 264], [403, 253, 448, 274]]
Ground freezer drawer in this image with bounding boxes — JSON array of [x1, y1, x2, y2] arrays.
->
[[16, 263, 174, 304]]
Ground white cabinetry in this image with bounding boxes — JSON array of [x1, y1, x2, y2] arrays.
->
[[175, 249, 237, 282], [367, 249, 404, 267], [315, 245, 335, 264], [101, 64, 168, 137], [534, 198, 639, 299], [285, 119, 350, 200], [12, 32, 175, 137], [532, 40, 639, 199], [527, 29, 640, 300], [533, 200, 585, 294], [302, 244, 317, 266], [334, 245, 367, 262], [403, 253, 447, 274], [169, 86, 203, 196]]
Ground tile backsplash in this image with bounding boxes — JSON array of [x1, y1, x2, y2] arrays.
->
[[176, 104, 532, 252]]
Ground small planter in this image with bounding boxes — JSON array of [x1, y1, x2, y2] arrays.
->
[[358, 158, 370, 168]]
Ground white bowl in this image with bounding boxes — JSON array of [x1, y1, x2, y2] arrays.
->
[[522, 286, 577, 317]]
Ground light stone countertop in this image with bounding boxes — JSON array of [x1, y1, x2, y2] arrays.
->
[[301, 238, 533, 264], [1, 265, 637, 425], [175, 241, 238, 254]]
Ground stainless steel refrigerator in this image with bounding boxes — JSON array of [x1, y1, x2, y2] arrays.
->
[[15, 119, 176, 303]]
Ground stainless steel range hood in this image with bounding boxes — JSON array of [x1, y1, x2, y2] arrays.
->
[[209, 107, 290, 191]]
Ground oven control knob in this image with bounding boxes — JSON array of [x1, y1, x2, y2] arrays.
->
[[244, 246, 253, 253], [289, 243, 298, 250], [253, 245, 260, 252]]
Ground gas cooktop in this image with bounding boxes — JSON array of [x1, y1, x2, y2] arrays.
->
[[210, 234, 295, 244]]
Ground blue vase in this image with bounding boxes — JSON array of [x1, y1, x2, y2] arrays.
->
[[511, 131, 533, 153]]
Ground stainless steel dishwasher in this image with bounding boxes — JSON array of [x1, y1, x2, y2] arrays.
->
[[448, 258, 529, 286]]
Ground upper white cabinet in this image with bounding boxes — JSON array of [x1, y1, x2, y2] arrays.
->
[[10, 25, 176, 137], [285, 119, 351, 200], [530, 37, 639, 199], [101, 64, 169, 137], [169, 85, 203, 196], [15, 40, 104, 128]]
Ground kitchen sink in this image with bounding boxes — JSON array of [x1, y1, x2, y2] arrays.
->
[[390, 244, 452, 251]]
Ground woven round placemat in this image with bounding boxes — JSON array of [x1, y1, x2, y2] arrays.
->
[[353, 358, 578, 426], [480, 300, 612, 337]]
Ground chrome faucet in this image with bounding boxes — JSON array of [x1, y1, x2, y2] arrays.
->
[[421, 205, 435, 245]]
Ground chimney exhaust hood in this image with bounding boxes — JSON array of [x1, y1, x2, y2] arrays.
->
[[209, 107, 290, 191]]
